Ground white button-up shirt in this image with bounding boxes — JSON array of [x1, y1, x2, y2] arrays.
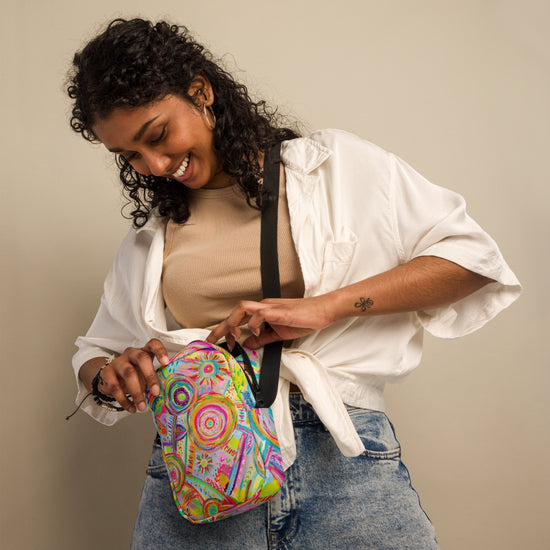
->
[[72, 129, 521, 468]]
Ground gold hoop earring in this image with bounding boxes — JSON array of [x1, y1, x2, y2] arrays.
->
[[203, 103, 216, 130]]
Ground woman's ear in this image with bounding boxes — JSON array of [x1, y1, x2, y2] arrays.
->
[[187, 75, 214, 106]]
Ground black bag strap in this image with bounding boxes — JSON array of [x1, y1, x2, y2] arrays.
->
[[255, 141, 283, 408]]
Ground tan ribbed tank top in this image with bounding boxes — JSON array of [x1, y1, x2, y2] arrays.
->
[[162, 170, 305, 330]]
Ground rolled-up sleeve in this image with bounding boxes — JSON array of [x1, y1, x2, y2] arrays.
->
[[71, 227, 151, 425], [389, 153, 521, 338], [71, 268, 141, 425]]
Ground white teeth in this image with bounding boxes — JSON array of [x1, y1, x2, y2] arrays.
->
[[172, 154, 190, 178]]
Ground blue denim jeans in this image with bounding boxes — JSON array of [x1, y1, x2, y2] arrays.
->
[[131, 394, 438, 549]]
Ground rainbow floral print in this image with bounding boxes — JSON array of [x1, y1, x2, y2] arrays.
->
[[146, 340, 284, 523]]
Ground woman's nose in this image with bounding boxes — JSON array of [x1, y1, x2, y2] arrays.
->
[[144, 152, 171, 177]]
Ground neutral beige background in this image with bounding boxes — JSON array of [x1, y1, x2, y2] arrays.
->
[[1, 1, 548, 548]]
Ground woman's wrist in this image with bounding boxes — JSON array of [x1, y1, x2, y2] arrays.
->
[[79, 356, 114, 393], [323, 286, 375, 323], [91, 357, 115, 401], [90, 358, 125, 411]]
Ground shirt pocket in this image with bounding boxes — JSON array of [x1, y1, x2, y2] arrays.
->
[[315, 228, 357, 295]]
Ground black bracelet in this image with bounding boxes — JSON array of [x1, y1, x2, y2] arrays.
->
[[91, 358, 125, 412], [65, 357, 124, 420]]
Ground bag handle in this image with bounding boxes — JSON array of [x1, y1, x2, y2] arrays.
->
[[255, 141, 283, 408], [224, 340, 260, 395]]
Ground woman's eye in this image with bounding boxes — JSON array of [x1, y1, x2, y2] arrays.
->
[[150, 126, 166, 145], [121, 152, 139, 163]]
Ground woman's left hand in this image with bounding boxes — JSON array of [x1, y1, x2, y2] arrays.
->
[[206, 296, 335, 349]]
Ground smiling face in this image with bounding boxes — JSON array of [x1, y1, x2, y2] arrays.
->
[[92, 78, 233, 190]]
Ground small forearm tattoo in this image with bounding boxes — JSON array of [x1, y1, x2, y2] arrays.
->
[[354, 297, 374, 312]]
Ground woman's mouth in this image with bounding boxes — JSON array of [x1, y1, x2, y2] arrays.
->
[[171, 154, 190, 179]]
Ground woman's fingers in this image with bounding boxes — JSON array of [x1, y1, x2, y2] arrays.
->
[[206, 300, 259, 343], [143, 338, 170, 366], [123, 347, 158, 408], [98, 360, 140, 413], [242, 325, 280, 348], [141, 338, 169, 396], [208, 296, 336, 348], [98, 338, 168, 413], [205, 300, 273, 344]]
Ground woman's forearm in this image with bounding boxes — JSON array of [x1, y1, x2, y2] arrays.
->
[[326, 255, 493, 323], [208, 256, 494, 348]]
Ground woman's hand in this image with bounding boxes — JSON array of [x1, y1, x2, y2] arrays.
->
[[80, 338, 170, 414], [207, 296, 336, 349]]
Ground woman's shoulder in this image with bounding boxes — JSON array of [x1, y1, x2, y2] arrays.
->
[[111, 213, 166, 267], [283, 129, 392, 172]]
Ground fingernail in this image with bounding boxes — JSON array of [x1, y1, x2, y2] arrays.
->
[[151, 384, 160, 397], [129, 405, 137, 414], [138, 402, 147, 412]]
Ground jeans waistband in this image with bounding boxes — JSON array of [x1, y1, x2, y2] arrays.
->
[[289, 393, 319, 422]]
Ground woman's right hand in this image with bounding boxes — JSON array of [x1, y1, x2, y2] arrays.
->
[[80, 338, 170, 413]]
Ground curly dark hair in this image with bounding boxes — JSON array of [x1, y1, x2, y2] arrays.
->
[[67, 18, 299, 227]]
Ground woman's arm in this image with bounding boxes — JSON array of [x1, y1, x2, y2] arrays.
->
[[207, 256, 493, 349]]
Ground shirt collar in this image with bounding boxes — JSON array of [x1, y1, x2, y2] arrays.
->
[[281, 135, 332, 174], [136, 208, 166, 234]]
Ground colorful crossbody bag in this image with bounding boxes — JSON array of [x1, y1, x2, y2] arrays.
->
[[145, 340, 284, 523], [146, 142, 285, 523]]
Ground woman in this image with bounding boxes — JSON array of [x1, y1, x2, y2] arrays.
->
[[68, 18, 520, 549]]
